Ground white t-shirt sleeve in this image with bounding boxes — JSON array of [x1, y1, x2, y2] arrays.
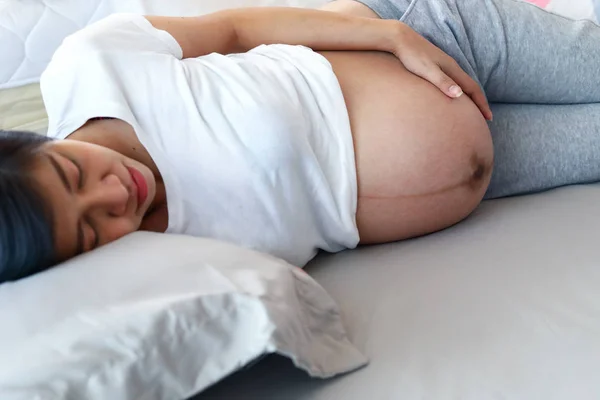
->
[[61, 14, 183, 58], [40, 13, 184, 139]]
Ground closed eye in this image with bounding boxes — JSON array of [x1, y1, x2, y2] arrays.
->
[[67, 156, 84, 190], [56, 153, 84, 191], [86, 219, 100, 251], [48, 155, 72, 193], [80, 219, 100, 253]]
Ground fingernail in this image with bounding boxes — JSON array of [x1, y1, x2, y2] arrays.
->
[[449, 85, 463, 97]]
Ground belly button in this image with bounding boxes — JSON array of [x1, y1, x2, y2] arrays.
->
[[469, 154, 489, 190]]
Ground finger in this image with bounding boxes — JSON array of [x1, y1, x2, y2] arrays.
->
[[412, 62, 465, 100], [443, 61, 493, 120], [459, 76, 493, 121], [447, 63, 492, 119], [404, 59, 493, 121], [421, 65, 464, 99]]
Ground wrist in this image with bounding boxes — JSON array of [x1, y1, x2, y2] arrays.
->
[[386, 20, 408, 55]]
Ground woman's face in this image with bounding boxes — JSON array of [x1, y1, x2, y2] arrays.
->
[[31, 139, 157, 262]]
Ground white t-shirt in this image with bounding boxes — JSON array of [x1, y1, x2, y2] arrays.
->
[[41, 13, 359, 267]]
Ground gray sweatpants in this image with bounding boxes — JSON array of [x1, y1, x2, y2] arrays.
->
[[354, 0, 600, 199]]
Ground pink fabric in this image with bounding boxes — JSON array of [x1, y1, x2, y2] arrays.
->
[[524, 0, 551, 7]]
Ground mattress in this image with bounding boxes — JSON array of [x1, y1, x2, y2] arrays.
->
[[199, 184, 600, 399]]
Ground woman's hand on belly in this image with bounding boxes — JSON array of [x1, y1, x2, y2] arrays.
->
[[322, 0, 492, 121], [321, 50, 494, 244], [390, 23, 493, 121]]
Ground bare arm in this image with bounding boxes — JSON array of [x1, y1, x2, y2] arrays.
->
[[146, 7, 400, 59], [146, 7, 492, 120]]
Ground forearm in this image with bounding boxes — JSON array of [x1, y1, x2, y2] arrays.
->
[[147, 5, 493, 119], [228, 7, 401, 54], [147, 7, 401, 59]]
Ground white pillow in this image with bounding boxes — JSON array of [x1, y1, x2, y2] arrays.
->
[[0, 232, 366, 400]]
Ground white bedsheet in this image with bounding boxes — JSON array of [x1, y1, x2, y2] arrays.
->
[[199, 184, 600, 399]]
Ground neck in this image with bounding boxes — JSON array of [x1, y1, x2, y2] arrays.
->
[[69, 118, 143, 161]]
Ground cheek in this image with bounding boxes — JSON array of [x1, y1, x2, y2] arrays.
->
[[102, 217, 142, 244], [79, 147, 121, 175]]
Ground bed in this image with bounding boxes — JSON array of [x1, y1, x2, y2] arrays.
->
[[2, 0, 600, 399], [198, 184, 600, 399]]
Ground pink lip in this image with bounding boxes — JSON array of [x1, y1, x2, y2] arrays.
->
[[127, 166, 148, 210]]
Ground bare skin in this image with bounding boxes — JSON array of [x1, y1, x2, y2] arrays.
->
[[320, 1, 493, 243], [32, 2, 493, 262], [323, 50, 493, 243], [32, 122, 168, 261]]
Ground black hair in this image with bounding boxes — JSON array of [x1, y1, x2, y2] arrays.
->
[[0, 130, 56, 283]]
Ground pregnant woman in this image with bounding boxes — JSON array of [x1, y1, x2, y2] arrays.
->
[[2, 0, 600, 282]]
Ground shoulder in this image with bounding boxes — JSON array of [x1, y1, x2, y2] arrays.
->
[[47, 13, 182, 66], [40, 13, 183, 117], [40, 14, 186, 140]]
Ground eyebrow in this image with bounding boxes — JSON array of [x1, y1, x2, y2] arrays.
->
[[47, 154, 84, 255]]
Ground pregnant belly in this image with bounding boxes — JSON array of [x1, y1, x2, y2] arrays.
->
[[319, 50, 494, 244]]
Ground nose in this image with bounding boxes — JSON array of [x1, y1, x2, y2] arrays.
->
[[79, 174, 129, 217]]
